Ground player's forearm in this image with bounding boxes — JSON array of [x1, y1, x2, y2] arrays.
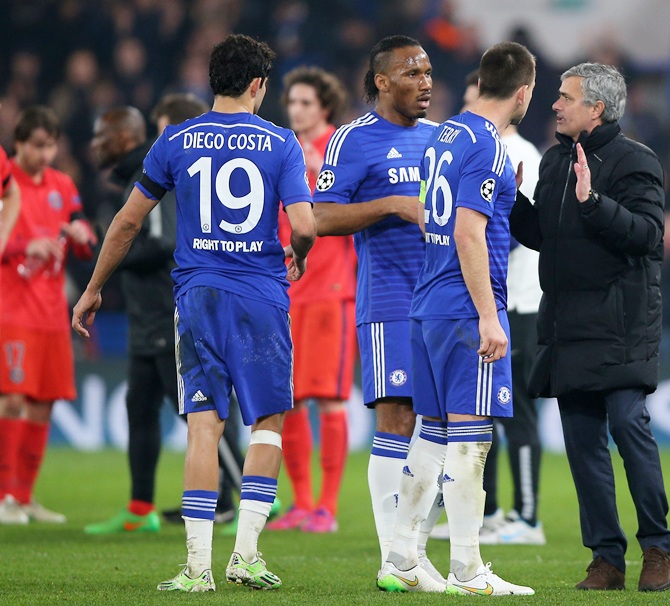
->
[[314, 199, 392, 236], [455, 228, 498, 320], [290, 231, 314, 260], [85, 212, 141, 293]]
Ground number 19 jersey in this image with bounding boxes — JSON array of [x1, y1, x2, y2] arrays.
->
[[411, 111, 517, 320], [139, 110, 312, 311]]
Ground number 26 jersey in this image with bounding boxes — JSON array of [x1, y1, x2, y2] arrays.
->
[[139, 110, 312, 311]]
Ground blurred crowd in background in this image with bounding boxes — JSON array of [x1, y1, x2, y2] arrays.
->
[[2, 0, 670, 354]]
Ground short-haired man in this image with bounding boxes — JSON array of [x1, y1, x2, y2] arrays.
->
[[379, 41, 536, 595], [432, 69, 546, 546], [511, 62, 670, 592], [313, 35, 443, 587], [73, 34, 315, 592], [84, 95, 247, 536]]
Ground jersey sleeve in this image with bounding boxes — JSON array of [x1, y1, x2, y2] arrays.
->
[[455, 138, 507, 219], [278, 131, 312, 207], [137, 131, 173, 199], [312, 128, 367, 205]]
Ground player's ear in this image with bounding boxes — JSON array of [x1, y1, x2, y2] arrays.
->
[[375, 73, 389, 94], [250, 77, 263, 98], [516, 84, 528, 106]]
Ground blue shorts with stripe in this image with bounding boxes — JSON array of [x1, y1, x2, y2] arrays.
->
[[357, 321, 413, 407], [410, 312, 513, 419], [175, 286, 293, 425]]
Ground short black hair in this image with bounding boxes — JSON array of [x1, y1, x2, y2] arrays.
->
[[209, 34, 276, 98], [281, 66, 348, 124], [363, 35, 422, 104], [151, 93, 209, 125], [14, 106, 61, 142], [478, 42, 536, 100]]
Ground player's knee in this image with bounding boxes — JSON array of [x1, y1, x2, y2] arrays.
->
[[250, 429, 282, 450]]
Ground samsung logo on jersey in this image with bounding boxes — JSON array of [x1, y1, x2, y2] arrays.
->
[[183, 132, 272, 151], [388, 166, 420, 184]]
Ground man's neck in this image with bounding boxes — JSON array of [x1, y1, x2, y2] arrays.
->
[[470, 98, 515, 134], [17, 160, 44, 184], [375, 100, 418, 128], [212, 95, 254, 115]]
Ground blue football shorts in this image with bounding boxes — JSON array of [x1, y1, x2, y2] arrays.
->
[[357, 320, 413, 407], [175, 286, 293, 425], [411, 312, 513, 419]]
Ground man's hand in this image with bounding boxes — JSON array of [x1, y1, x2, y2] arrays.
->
[[477, 315, 508, 362], [515, 160, 524, 190], [390, 195, 421, 224], [72, 289, 102, 338], [63, 219, 98, 246], [574, 143, 591, 203], [26, 237, 64, 263], [286, 255, 306, 281]]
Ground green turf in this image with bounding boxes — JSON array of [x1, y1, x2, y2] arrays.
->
[[1, 446, 669, 605]]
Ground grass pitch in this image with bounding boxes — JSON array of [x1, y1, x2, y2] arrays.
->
[[1, 446, 669, 605]]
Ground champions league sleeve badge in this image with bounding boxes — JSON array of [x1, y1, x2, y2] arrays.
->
[[480, 178, 495, 203], [316, 169, 335, 192]]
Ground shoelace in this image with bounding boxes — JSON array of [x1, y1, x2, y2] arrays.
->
[[644, 548, 669, 567]]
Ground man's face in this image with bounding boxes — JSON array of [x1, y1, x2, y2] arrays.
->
[[552, 76, 598, 141], [286, 83, 328, 136], [15, 128, 58, 176], [384, 46, 432, 122], [91, 118, 126, 169]]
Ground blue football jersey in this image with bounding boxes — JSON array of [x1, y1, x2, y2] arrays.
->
[[312, 111, 436, 324], [138, 111, 311, 311], [411, 111, 517, 320]]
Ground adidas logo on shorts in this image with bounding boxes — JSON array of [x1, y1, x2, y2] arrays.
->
[[386, 147, 402, 159], [191, 390, 208, 402]]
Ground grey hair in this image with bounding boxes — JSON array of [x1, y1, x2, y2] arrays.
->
[[561, 62, 626, 123]]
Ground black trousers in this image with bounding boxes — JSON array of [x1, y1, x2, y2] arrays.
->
[[558, 387, 670, 572], [126, 352, 244, 508], [483, 310, 542, 525]]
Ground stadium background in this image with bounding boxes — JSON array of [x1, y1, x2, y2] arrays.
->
[[2, 0, 670, 450]]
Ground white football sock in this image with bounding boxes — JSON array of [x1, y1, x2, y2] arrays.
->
[[418, 488, 445, 558], [387, 422, 447, 570], [443, 421, 492, 581], [184, 517, 213, 576], [234, 499, 273, 562], [368, 432, 410, 565]]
